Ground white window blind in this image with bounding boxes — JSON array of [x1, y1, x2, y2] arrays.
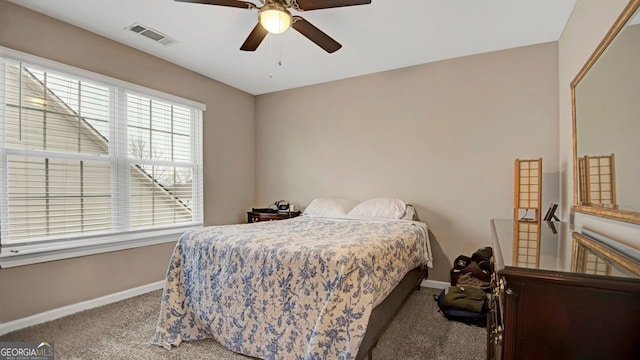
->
[[0, 48, 203, 260], [126, 94, 197, 230]]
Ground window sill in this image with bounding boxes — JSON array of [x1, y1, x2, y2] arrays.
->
[[0, 225, 201, 268]]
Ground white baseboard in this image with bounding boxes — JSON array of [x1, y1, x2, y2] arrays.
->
[[0, 279, 446, 337], [0, 280, 164, 337], [421, 279, 449, 290]]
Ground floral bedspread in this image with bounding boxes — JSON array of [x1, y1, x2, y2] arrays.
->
[[151, 216, 432, 359]]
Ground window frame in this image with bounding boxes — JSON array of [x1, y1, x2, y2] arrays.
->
[[0, 46, 205, 268]]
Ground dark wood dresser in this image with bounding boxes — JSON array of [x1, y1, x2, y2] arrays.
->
[[488, 219, 640, 360], [247, 210, 301, 223]]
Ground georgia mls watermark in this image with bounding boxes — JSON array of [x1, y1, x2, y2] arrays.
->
[[0, 342, 54, 360]]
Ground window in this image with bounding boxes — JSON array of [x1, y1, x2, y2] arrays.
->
[[0, 48, 204, 267], [127, 94, 195, 229]]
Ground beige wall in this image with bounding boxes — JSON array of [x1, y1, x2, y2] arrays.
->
[[256, 42, 560, 282], [559, 0, 640, 249], [0, 0, 255, 323], [0, 243, 175, 322]]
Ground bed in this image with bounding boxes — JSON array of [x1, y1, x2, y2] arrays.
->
[[151, 198, 433, 360]]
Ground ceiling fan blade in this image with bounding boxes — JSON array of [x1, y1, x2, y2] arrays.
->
[[294, 0, 371, 11], [174, 0, 256, 9], [240, 23, 268, 51], [292, 16, 341, 53]]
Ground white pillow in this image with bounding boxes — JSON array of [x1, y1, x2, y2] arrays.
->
[[303, 198, 358, 217], [347, 197, 407, 219]]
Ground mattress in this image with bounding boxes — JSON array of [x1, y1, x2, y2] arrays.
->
[[151, 216, 432, 359]]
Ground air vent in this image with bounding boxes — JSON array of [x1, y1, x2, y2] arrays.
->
[[125, 23, 176, 46]]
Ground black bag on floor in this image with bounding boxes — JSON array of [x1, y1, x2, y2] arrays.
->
[[450, 247, 493, 285], [434, 288, 487, 327]]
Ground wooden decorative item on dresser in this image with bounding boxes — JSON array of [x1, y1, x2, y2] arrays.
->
[[488, 219, 640, 360], [247, 210, 301, 223]]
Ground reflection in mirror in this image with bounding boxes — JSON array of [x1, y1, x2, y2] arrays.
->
[[571, 232, 640, 278], [572, 0, 640, 224], [512, 220, 541, 268], [577, 154, 616, 208]]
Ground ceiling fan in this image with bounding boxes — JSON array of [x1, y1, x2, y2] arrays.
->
[[175, 0, 372, 53]]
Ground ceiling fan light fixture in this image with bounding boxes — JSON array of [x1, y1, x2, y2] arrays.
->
[[259, 4, 292, 34]]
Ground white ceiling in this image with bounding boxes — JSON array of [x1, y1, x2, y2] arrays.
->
[[9, 0, 577, 95]]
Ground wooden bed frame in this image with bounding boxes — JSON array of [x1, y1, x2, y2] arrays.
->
[[356, 267, 428, 360]]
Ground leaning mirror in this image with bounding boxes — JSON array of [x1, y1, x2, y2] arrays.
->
[[572, 0, 640, 224]]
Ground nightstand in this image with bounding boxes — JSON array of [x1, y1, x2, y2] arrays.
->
[[247, 210, 301, 223]]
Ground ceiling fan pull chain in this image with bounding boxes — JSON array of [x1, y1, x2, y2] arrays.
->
[[278, 34, 283, 67]]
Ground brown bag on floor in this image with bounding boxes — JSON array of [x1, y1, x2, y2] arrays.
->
[[456, 272, 490, 290]]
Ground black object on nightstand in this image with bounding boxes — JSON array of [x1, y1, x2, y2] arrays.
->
[[247, 209, 301, 223]]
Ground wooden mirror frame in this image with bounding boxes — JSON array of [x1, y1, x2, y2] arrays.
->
[[571, 0, 640, 225]]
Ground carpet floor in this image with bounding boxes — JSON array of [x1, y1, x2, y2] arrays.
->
[[0, 287, 486, 359]]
